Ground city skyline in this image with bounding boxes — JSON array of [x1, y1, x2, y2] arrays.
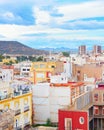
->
[[0, 0, 104, 49]]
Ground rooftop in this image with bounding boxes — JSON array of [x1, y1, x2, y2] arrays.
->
[[50, 81, 84, 88]]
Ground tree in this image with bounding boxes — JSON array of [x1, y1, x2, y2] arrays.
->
[[28, 56, 36, 61], [46, 118, 51, 126], [4, 60, 14, 65], [36, 56, 43, 61], [62, 52, 70, 57], [0, 54, 4, 62], [6, 56, 10, 59]]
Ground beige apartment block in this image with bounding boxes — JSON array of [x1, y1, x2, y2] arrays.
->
[[72, 63, 104, 81]]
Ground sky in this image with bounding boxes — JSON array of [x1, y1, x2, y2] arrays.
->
[[0, 0, 104, 49]]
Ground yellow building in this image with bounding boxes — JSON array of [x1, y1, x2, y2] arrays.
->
[[30, 61, 64, 84], [0, 81, 32, 130]]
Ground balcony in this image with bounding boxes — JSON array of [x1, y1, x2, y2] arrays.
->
[[0, 94, 11, 100], [94, 114, 104, 118], [15, 109, 21, 116], [14, 92, 20, 97], [14, 125, 22, 130], [22, 90, 30, 94], [24, 106, 29, 112], [24, 121, 30, 127]]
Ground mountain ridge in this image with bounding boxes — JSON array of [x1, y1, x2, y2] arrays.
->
[[0, 41, 48, 55]]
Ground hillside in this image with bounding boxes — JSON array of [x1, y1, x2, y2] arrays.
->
[[0, 41, 48, 55]]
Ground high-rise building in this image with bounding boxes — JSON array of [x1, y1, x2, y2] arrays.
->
[[79, 45, 86, 55], [93, 45, 101, 54]]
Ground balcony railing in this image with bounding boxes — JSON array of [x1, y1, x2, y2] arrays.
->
[[15, 109, 21, 116], [24, 121, 30, 127], [14, 92, 20, 97], [14, 125, 22, 130], [24, 106, 29, 112], [94, 114, 104, 118], [0, 94, 11, 100], [22, 90, 30, 94]]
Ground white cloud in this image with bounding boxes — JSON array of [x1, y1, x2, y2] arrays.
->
[[0, 23, 104, 41], [57, 1, 104, 23], [33, 7, 51, 25]]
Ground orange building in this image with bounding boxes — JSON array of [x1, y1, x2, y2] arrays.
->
[[30, 61, 64, 84]]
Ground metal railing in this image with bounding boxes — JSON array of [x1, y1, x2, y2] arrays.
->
[[24, 106, 29, 112], [14, 109, 21, 115], [24, 121, 30, 127], [14, 125, 22, 130], [0, 94, 11, 100]]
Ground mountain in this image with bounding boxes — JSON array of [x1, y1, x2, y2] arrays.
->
[[39, 47, 78, 54], [0, 41, 48, 55]]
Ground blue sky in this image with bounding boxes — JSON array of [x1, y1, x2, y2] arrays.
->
[[0, 0, 104, 49]]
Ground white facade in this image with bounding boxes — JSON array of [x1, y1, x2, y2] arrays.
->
[[84, 74, 95, 83], [50, 87, 71, 122], [32, 83, 71, 124], [50, 61, 72, 83], [70, 54, 86, 65], [63, 61, 72, 78], [32, 83, 50, 124], [20, 62, 31, 77], [84, 84, 96, 92], [50, 74, 68, 83], [0, 68, 13, 82]]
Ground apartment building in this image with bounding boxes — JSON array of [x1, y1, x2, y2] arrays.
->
[[0, 81, 32, 130], [92, 85, 104, 130], [58, 82, 104, 130], [93, 45, 102, 54], [70, 54, 86, 66], [32, 80, 91, 124], [20, 61, 31, 77], [0, 65, 14, 82], [79, 45, 86, 55], [30, 61, 64, 84], [73, 63, 104, 81]]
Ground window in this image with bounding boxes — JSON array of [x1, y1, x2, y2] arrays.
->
[[102, 107, 104, 115], [65, 118, 72, 130], [103, 94, 104, 101], [15, 102, 19, 110], [24, 99, 28, 105], [94, 106, 99, 115], [15, 119, 19, 128], [94, 93, 98, 102], [51, 65, 55, 68], [34, 65, 38, 68], [61, 78, 63, 80], [37, 73, 45, 78], [40, 64, 45, 68], [79, 117, 84, 124], [24, 114, 28, 123], [77, 70, 80, 76]]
